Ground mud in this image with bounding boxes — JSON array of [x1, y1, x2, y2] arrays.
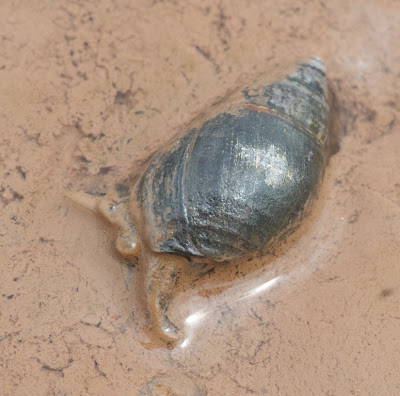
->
[[0, 1, 399, 395]]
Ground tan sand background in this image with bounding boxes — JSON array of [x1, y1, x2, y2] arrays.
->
[[0, 0, 399, 395]]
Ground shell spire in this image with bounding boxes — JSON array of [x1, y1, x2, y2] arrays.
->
[[243, 57, 329, 145]]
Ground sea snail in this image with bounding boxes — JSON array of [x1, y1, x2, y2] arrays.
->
[[70, 57, 330, 348]]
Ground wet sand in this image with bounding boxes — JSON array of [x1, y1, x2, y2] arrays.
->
[[0, 0, 399, 394]]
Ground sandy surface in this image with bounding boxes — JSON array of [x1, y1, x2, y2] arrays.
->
[[0, 0, 399, 395]]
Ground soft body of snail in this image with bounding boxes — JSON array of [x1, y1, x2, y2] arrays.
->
[[69, 57, 330, 349]]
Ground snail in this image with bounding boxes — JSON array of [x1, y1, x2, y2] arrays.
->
[[68, 57, 330, 349]]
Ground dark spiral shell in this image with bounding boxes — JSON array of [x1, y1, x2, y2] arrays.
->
[[135, 58, 330, 261]]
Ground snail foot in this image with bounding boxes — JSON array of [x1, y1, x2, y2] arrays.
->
[[139, 253, 186, 349]]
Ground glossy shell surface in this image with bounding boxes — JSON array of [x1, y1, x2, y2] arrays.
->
[[135, 58, 329, 261]]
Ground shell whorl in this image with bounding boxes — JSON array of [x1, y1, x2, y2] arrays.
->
[[243, 57, 329, 145], [135, 58, 330, 261]]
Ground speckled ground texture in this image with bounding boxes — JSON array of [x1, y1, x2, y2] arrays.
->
[[1, 1, 399, 395]]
